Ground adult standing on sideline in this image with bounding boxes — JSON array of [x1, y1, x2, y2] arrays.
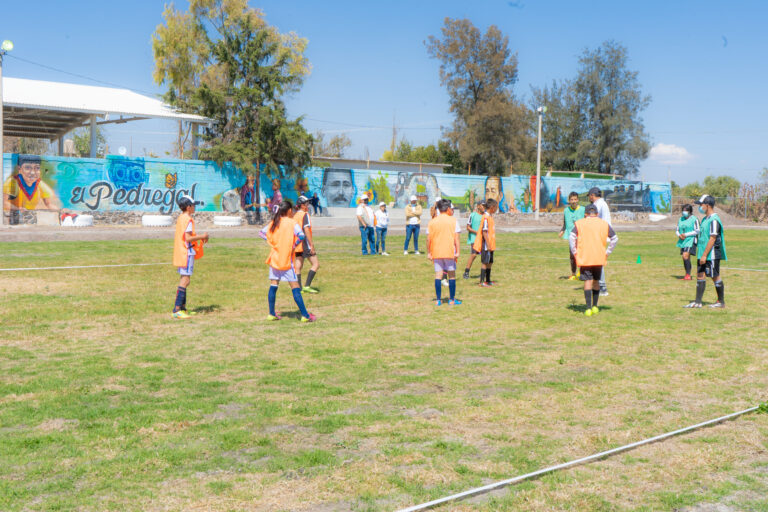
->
[[311, 192, 321, 215], [404, 195, 423, 255], [374, 202, 390, 255], [267, 179, 283, 214], [240, 175, 259, 224], [588, 187, 612, 296], [356, 194, 376, 255]]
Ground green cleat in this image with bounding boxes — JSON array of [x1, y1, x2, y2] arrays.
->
[[591, 306, 599, 315], [584, 309, 593, 317], [302, 286, 319, 294]]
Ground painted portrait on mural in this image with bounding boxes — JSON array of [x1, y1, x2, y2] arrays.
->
[[483, 175, 517, 213], [394, 172, 441, 207], [3, 155, 60, 211], [322, 168, 356, 207]]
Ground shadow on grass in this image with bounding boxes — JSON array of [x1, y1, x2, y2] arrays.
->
[[566, 304, 613, 314], [190, 304, 221, 314]]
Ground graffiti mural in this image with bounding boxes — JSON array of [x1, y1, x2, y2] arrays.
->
[[2, 154, 672, 214]]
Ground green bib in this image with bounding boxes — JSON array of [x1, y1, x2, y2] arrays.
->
[[697, 213, 727, 261], [562, 206, 585, 240], [467, 211, 483, 244], [676, 216, 697, 248]]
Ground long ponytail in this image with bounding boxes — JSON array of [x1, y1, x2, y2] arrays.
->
[[269, 200, 294, 233]]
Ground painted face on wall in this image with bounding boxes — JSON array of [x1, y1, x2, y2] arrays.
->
[[484, 176, 502, 203], [322, 169, 355, 207], [18, 162, 42, 186]]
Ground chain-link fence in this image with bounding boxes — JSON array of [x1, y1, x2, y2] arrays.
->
[[672, 190, 768, 222]]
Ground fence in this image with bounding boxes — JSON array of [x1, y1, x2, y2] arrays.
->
[[672, 192, 768, 222]]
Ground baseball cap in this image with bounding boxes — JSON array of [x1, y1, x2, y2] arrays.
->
[[694, 195, 715, 207], [588, 187, 602, 197], [410, 195, 417, 202], [359, 194, 368, 200], [176, 194, 200, 209], [379, 201, 386, 206], [434, 196, 442, 204], [297, 195, 309, 205], [585, 204, 598, 214]]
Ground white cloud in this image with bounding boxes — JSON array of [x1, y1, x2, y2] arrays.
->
[[649, 143, 693, 165]]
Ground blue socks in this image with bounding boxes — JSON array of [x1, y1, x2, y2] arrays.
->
[[268, 285, 277, 316], [292, 288, 310, 318], [449, 279, 456, 300], [434, 279, 441, 301], [173, 286, 186, 312]]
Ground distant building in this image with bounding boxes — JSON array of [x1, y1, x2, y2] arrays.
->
[[312, 156, 450, 175]]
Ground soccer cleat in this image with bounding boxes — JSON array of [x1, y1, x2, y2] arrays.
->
[[683, 274, 692, 281], [479, 282, 491, 288], [442, 278, 449, 287], [584, 309, 593, 317], [172, 310, 191, 319], [302, 286, 319, 294], [591, 306, 599, 315], [181, 309, 197, 316], [462, 270, 470, 279], [382, 252, 389, 256], [300, 313, 317, 322], [567, 275, 578, 281], [449, 299, 462, 306], [435, 299, 442, 306], [415, 251, 420, 255], [266, 314, 282, 321], [404, 250, 409, 255], [599, 290, 609, 297], [708, 302, 725, 309], [683, 301, 703, 308]]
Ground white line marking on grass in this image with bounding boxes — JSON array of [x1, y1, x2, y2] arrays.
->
[[0, 262, 166, 272], [396, 405, 761, 512], [722, 267, 768, 272]]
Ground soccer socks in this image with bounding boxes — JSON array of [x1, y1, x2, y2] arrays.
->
[[584, 289, 592, 309], [695, 279, 706, 304], [173, 286, 186, 312], [306, 270, 316, 288], [486, 268, 492, 283], [268, 285, 278, 316], [592, 289, 600, 307], [449, 279, 456, 300], [715, 279, 724, 303], [297, 274, 303, 289], [292, 288, 310, 318], [480, 268, 486, 283], [434, 279, 442, 301], [683, 258, 692, 275]]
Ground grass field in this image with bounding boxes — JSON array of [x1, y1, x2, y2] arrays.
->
[[1, 229, 768, 512]]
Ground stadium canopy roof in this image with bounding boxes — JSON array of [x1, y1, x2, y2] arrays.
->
[[2, 77, 209, 155]]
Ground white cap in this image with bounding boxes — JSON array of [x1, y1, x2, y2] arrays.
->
[[410, 195, 417, 201], [434, 196, 442, 204], [359, 194, 368, 200], [379, 201, 386, 206]]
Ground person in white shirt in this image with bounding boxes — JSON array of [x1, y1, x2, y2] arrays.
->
[[374, 202, 390, 255], [356, 194, 376, 255], [588, 187, 613, 295], [404, 195, 423, 255]]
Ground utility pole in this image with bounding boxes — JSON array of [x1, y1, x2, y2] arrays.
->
[[390, 111, 397, 153], [535, 106, 546, 220], [0, 39, 14, 225]]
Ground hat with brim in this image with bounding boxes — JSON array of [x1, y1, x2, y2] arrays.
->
[[694, 195, 715, 207]]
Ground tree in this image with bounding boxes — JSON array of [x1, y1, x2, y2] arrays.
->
[[426, 18, 531, 175], [72, 126, 107, 157], [702, 175, 741, 198], [313, 131, 351, 158], [571, 41, 651, 175], [152, 0, 313, 210], [530, 80, 584, 171], [4, 137, 51, 155]]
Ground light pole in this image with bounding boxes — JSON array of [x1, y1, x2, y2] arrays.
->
[[534, 105, 546, 220], [0, 40, 13, 226]]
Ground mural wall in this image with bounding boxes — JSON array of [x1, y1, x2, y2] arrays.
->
[[2, 154, 672, 214]]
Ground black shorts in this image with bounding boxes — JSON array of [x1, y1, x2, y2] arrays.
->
[[481, 250, 494, 264], [471, 248, 481, 255], [680, 245, 697, 255], [579, 265, 603, 281], [698, 259, 720, 278]]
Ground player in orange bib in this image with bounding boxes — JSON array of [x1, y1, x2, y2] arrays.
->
[[427, 199, 462, 306], [171, 195, 209, 319], [473, 198, 498, 287], [568, 203, 618, 316], [259, 200, 316, 322], [293, 196, 320, 294]]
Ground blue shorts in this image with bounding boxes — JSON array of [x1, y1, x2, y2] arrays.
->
[[433, 258, 457, 272], [269, 265, 298, 282], [178, 254, 194, 276]]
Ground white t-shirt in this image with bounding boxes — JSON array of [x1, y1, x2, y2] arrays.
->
[[356, 204, 374, 226], [593, 197, 612, 226], [374, 209, 389, 228], [185, 220, 196, 256]]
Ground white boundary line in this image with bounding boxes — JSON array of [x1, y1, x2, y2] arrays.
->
[[396, 405, 760, 512], [0, 262, 166, 272]]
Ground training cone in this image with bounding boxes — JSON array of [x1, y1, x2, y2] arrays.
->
[[636, 255, 642, 264]]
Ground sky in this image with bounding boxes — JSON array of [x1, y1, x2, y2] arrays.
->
[[2, 0, 767, 185]]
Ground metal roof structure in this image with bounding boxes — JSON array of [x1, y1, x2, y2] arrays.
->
[[2, 77, 209, 140]]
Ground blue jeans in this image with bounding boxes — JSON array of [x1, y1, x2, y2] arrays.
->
[[359, 226, 375, 254], [376, 227, 387, 253], [404, 224, 420, 252]]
